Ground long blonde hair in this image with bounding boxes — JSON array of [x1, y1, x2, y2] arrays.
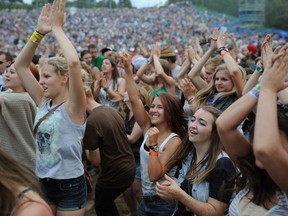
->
[[191, 64, 246, 112]]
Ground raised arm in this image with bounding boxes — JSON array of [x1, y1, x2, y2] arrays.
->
[[216, 91, 257, 165], [136, 57, 156, 85], [177, 46, 198, 80], [152, 45, 176, 94], [127, 121, 143, 144], [121, 52, 151, 132], [243, 34, 270, 94], [253, 44, 288, 193], [217, 30, 245, 97], [51, 0, 86, 123], [14, 4, 52, 106], [188, 30, 219, 90]]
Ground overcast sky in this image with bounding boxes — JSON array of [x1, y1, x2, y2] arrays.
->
[[22, 0, 167, 8]]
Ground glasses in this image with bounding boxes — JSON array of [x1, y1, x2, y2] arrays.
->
[[0, 61, 6, 65]]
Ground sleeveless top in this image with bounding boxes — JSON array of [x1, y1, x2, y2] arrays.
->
[[35, 99, 86, 179], [229, 187, 288, 216], [140, 131, 178, 196], [98, 77, 123, 109]]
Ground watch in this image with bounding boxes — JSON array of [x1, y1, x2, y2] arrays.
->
[[149, 145, 159, 152]]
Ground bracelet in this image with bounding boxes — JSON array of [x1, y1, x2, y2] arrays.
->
[[221, 51, 230, 57], [187, 96, 194, 104], [147, 57, 152, 65], [249, 83, 261, 99], [217, 47, 229, 55], [103, 87, 108, 92], [255, 65, 264, 74], [29, 31, 45, 45], [35, 30, 45, 36], [149, 151, 159, 157]]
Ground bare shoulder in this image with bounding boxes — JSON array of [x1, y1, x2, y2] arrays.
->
[[164, 136, 182, 150], [14, 197, 52, 216]]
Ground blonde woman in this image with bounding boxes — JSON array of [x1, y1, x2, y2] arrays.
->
[[189, 30, 245, 112], [14, 1, 87, 215]]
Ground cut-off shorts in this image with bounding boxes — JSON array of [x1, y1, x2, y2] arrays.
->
[[40, 174, 87, 211]]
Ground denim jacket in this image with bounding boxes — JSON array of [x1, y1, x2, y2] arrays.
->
[[173, 151, 229, 215]]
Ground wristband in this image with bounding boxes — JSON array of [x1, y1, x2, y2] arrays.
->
[[149, 151, 159, 157], [187, 96, 195, 104], [217, 47, 229, 55], [249, 83, 261, 99], [29, 31, 44, 45], [255, 65, 264, 74]]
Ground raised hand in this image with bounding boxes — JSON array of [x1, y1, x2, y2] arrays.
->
[[178, 78, 196, 100], [120, 52, 132, 71], [37, 3, 52, 35], [261, 44, 288, 92], [261, 34, 272, 68], [209, 28, 219, 51], [187, 45, 197, 64], [99, 72, 108, 88], [51, 0, 66, 29], [217, 30, 228, 48], [152, 44, 161, 58]]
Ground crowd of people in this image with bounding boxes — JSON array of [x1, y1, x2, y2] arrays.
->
[[1, 2, 287, 59], [0, 0, 288, 216]]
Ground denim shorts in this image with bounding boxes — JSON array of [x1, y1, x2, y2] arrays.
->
[[138, 198, 175, 216], [40, 174, 87, 211]]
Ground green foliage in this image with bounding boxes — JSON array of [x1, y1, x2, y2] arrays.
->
[[190, 0, 287, 30], [265, 0, 288, 29]]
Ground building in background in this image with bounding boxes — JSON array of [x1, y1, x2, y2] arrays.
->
[[238, 0, 265, 25]]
